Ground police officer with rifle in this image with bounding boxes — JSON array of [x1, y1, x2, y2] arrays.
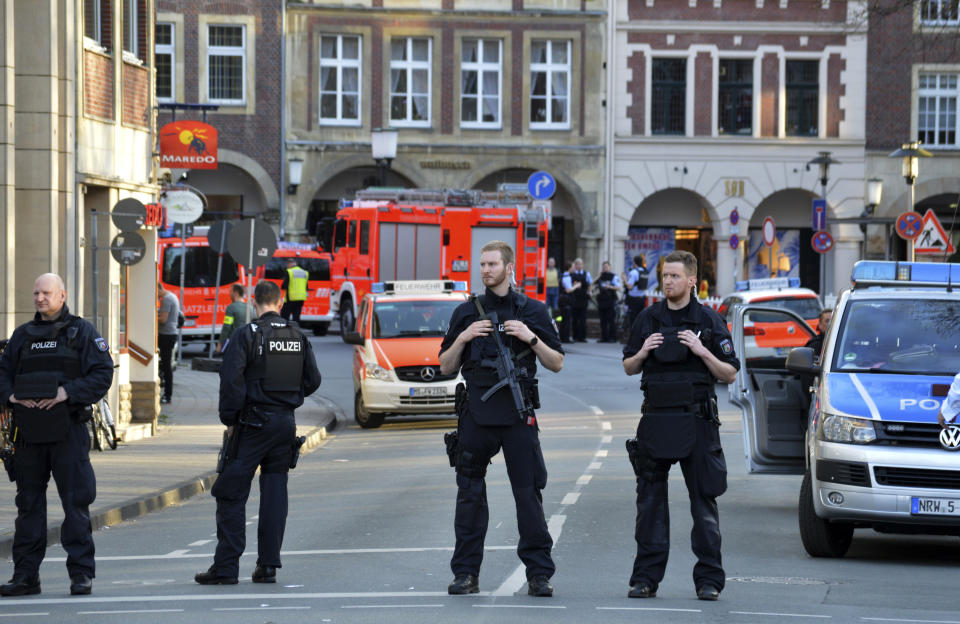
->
[[195, 280, 321, 586], [0, 274, 113, 596], [621, 250, 738, 601], [439, 241, 563, 597]]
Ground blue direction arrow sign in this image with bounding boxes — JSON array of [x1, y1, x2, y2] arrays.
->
[[527, 171, 556, 200], [896, 211, 923, 241], [812, 199, 826, 231], [811, 230, 834, 254]]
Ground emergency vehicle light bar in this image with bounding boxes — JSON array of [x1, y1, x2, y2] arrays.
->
[[371, 280, 468, 294], [735, 277, 801, 291], [851, 261, 960, 290]]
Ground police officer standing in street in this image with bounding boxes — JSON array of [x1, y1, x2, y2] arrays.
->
[[216, 283, 256, 354], [195, 280, 321, 585], [0, 274, 113, 596], [439, 240, 564, 597], [594, 261, 622, 343], [621, 250, 738, 601], [280, 258, 309, 323], [562, 258, 591, 342], [623, 254, 649, 331]]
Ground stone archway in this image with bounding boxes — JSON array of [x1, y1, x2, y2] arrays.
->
[[748, 188, 821, 289], [218, 149, 280, 210], [183, 162, 271, 220]]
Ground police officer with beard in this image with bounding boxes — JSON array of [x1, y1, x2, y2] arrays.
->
[[439, 240, 564, 597], [195, 280, 321, 586], [622, 250, 738, 601], [0, 274, 113, 596]]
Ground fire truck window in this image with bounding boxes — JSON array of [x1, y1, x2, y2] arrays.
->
[[333, 219, 347, 251], [348, 221, 358, 248], [162, 247, 240, 287], [359, 221, 370, 254], [303, 258, 331, 281], [262, 259, 287, 280]]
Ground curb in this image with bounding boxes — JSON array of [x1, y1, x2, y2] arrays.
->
[[0, 410, 337, 560]]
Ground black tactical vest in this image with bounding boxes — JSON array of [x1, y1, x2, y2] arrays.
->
[[640, 300, 715, 392], [17, 318, 83, 382], [569, 271, 589, 309], [245, 318, 305, 393], [597, 271, 618, 307]]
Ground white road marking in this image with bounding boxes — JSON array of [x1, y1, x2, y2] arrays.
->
[[560, 493, 580, 505], [48, 546, 515, 562], [601, 435, 613, 443], [163, 549, 190, 557], [188, 540, 213, 547], [474, 604, 566, 609], [78, 609, 185, 615], [862, 619, 960, 624], [589, 405, 604, 416], [0, 613, 49, 618], [341, 604, 444, 609], [595, 449, 608, 457], [597, 606, 702, 613], [601, 421, 612, 430], [588, 462, 603, 470], [491, 515, 566, 597], [0, 592, 469, 606], [576, 475, 593, 485], [731, 611, 832, 619], [213, 606, 311, 611]]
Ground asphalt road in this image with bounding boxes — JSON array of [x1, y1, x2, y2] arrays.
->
[[4, 335, 960, 623]]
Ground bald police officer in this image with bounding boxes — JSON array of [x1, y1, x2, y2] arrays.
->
[[0, 274, 113, 596], [196, 280, 321, 585]]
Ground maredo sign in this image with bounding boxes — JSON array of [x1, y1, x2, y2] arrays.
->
[[159, 121, 218, 170]]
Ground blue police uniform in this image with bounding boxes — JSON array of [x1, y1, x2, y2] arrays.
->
[[0, 306, 113, 594], [205, 311, 321, 582], [440, 288, 563, 589], [622, 298, 738, 597]]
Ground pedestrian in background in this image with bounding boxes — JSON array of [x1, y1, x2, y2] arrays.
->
[[622, 250, 738, 601], [280, 258, 309, 323], [0, 274, 113, 597], [624, 255, 649, 331], [439, 240, 564, 597], [595, 261, 621, 343], [545, 257, 559, 314], [804, 308, 833, 362], [217, 284, 256, 354], [563, 257, 591, 342], [196, 280, 321, 586], [157, 284, 180, 405]]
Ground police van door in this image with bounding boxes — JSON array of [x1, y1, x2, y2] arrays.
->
[[730, 305, 816, 474]]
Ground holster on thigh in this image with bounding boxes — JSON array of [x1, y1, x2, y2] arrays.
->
[[455, 446, 492, 479]]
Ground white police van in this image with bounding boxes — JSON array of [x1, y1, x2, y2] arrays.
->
[[730, 261, 960, 557]]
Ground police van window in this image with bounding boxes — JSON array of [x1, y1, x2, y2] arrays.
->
[[348, 220, 358, 248], [162, 247, 240, 287], [832, 299, 960, 375], [373, 300, 462, 339], [359, 221, 370, 254], [303, 258, 331, 281]]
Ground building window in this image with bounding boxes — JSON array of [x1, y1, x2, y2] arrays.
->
[[785, 60, 818, 136], [320, 35, 361, 125], [207, 24, 245, 104], [155, 23, 174, 102], [530, 40, 571, 129], [918, 73, 958, 147], [123, 0, 138, 57], [461, 39, 502, 129], [84, 0, 111, 50], [920, 0, 959, 24], [390, 37, 432, 126], [651, 58, 686, 135], [718, 59, 753, 135]]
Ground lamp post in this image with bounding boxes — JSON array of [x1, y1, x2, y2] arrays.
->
[[888, 141, 932, 261], [371, 128, 398, 187], [860, 178, 883, 259], [287, 157, 303, 195], [808, 151, 840, 301]]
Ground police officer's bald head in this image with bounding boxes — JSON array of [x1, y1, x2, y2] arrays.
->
[[33, 273, 67, 321]]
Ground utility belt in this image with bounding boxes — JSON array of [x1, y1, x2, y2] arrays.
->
[[238, 404, 293, 428], [636, 381, 719, 461]]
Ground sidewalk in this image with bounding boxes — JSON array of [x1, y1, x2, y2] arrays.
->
[[0, 364, 343, 558]]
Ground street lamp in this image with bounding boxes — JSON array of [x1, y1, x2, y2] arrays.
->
[[287, 157, 303, 195], [888, 141, 932, 260], [807, 151, 840, 301], [371, 128, 398, 187]]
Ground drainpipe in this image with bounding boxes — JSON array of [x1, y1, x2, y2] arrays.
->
[[279, 1, 287, 240], [603, 0, 616, 263]]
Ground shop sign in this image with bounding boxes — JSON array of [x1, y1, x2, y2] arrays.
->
[[159, 121, 218, 170]]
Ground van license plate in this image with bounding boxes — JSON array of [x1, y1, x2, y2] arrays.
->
[[911, 497, 960, 515], [410, 387, 447, 397]]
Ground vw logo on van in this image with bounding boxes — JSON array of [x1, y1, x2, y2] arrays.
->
[[420, 367, 436, 382], [939, 426, 960, 451]]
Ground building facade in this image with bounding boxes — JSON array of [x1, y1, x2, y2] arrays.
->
[[285, 0, 607, 269], [609, 0, 868, 298], [1, 0, 160, 430]]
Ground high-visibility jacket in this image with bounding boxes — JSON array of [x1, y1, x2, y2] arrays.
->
[[286, 267, 309, 302]]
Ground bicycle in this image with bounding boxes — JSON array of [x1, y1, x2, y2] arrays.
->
[[89, 397, 118, 451]]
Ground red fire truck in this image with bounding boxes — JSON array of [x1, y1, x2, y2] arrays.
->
[[320, 188, 551, 338], [255, 242, 335, 335]]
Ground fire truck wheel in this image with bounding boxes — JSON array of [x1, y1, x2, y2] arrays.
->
[[312, 322, 330, 336], [355, 390, 385, 429], [339, 296, 356, 341]]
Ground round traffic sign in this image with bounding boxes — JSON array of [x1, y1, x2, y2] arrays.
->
[[206, 220, 235, 254], [227, 218, 277, 269], [811, 230, 834, 254], [527, 171, 556, 200], [111, 198, 146, 232], [729, 233, 739, 250], [896, 211, 923, 241], [162, 188, 205, 224], [109, 231, 146, 265], [730, 209, 739, 226], [762, 216, 776, 247]]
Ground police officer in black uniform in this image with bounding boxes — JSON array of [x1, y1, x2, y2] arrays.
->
[[564, 258, 591, 342], [195, 280, 321, 585], [622, 250, 738, 601], [439, 240, 564, 597], [0, 273, 113, 596]]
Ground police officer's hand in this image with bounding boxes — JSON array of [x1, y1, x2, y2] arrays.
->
[[458, 319, 494, 343], [35, 386, 68, 410], [939, 410, 951, 429], [678, 329, 709, 357], [503, 320, 536, 344], [640, 332, 664, 355], [8, 394, 37, 409]]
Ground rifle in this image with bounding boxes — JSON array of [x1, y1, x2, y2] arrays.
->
[[473, 296, 537, 426]]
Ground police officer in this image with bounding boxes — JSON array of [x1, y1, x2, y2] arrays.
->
[[216, 283, 256, 354], [439, 240, 564, 597], [280, 258, 309, 323], [562, 258, 591, 342], [0, 274, 113, 596], [594, 261, 621, 343], [195, 280, 321, 585], [621, 250, 738, 601], [624, 254, 649, 331]]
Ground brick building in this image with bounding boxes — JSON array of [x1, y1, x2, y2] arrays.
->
[[865, 0, 960, 259], [609, 0, 868, 298], [285, 0, 607, 269]]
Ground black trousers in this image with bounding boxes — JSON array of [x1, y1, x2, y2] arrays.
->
[[571, 306, 587, 341], [598, 305, 616, 342], [557, 304, 572, 342], [158, 333, 176, 400], [12, 422, 96, 579], [281, 301, 305, 323], [211, 409, 296, 578], [626, 296, 646, 332], [452, 411, 554, 580], [631, 417, 726, 592]]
